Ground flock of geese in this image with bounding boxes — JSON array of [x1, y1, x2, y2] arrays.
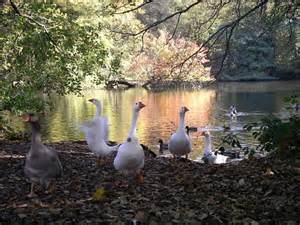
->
[[22, 99, 240, 197]]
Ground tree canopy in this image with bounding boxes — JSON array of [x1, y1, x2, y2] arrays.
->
[[0, 0, 299, 114]]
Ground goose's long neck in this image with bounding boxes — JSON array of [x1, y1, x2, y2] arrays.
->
[[204, 135, 212, 156], [30, 122, 42, 149], [95, 102, 101, 117], [178, 112, 185, 130], [128, 110, 139, 138]]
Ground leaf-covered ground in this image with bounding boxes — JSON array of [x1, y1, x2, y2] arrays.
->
[[0, 141, 299, 225]]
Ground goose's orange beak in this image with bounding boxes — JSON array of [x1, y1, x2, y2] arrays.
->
[[138, 102, 146, 108], [21, 114, 30, 122]]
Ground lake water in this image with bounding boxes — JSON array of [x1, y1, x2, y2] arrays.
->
[[34, 81, 300, 159]]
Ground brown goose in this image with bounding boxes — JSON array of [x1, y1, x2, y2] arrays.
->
[[22, 113, 63, 197]]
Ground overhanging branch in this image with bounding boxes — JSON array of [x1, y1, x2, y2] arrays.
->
[[9, 0, 61, 52], [110, 0, 203, 37], [173, 0, 269, 76], [114, 0, 153, 14]]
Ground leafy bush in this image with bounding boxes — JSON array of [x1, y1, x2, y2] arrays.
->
[[245, 115, 300, 159], [0, 113, 29, 141], [245, 96, 300, 159]]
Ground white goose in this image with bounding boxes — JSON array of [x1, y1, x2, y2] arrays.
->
[[80, 98, 117, 164], [89, 98, 108, 141], [201, 131, 229, 164], [22, 113, 63, 197], [168, 106, 192, 159], [113, 101, 145, 184]]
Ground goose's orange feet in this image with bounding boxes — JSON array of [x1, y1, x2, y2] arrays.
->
[[136, 173, 144, 184], [45, 181, 56, 194], [27, 183, 37, 198], [96, 157, 104, 166]]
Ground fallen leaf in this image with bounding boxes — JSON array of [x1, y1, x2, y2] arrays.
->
[[92, 187, 106, 202], [263, 168, 274, 176]]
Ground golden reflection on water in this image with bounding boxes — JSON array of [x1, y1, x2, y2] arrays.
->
[[16, 81, 300, 160], [43, 88, 216, 159]]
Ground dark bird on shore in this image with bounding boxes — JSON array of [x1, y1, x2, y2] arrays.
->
[[158, 139, 168, 154], [185, 125, 198, 134], [22, 113, 63, 197], [141, 144, 157, 158], [218, 146, 240, 159], [222, 124, 231, 131]]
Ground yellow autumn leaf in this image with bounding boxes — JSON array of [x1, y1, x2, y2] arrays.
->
[[92, 188, 106, 201]]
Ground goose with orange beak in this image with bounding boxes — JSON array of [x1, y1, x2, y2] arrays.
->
[[80, 98, 118, 165], [113, 101, 146, 184], [168, 106, 192, 159], [201, 131, 230, 164], [22, 113, 63, 197]]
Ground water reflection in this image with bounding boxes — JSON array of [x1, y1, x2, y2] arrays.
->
[[38, 81, 300, 160]]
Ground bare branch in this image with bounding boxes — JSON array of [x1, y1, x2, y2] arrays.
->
[[110, 0, 203, 37], [114, 0, 153, 14], [167, 13, 181, 44], [215, 24, 236, 77], [173, 0, 269, 75]]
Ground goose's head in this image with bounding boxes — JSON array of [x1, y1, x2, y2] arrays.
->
[[158, 139, 163, 144], [21, 113, 41, 131], [179, 106, 189, 115], [88, 98, 100, 106], [21, 113, 39, 123], [133, 101, 146, 112]]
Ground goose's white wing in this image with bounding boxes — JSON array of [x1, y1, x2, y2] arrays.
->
[[113, 140, 144, 174], [100, 117, 108, 142]]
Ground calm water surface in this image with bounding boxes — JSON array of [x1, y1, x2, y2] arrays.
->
[[35, 81, 300, 159]]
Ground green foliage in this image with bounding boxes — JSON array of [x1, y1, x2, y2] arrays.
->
[[212, 11, 276, 80], [220, 132, 252, 156], [221, 133, 242, 149], [0, 112, 29, 140], [251, 115, 299, 158], [244, 96, 300, 159], [167, 0, 231, 42], [0, 2, 110, 113], [283, 95, 298, 104]]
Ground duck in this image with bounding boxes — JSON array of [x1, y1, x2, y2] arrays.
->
[[294, 102, 300, 112], [158, 139, 168, 154], [222, 124, 231, 132], [201, 131, 230, 164], [80, 98, 117, 165], [185, 125, 198, 135], [218, 146, 240, 159], [169, 106, 192, 159], [22, 113, 63, 197], [229, 105, 238, 119], [113, 101, 146, 184]]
